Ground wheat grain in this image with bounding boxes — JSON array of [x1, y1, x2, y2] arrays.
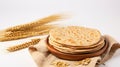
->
[[51, 61, 69, 67], [7, 38, 40, 52], [75, 58, 91, 66]]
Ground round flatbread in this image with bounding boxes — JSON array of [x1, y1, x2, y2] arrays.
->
[[49, 26, 101, 46]]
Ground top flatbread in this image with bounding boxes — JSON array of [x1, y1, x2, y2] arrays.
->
[[49, 26, 101, 46]]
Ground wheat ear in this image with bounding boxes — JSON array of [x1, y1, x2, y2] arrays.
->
[[5, 14, 63, 32], [0, 25, 58, 41], [0, 29, 51, 41], [7, 38, 40, 52]]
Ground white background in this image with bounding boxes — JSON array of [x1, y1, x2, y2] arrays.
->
[[0, 0, 120, 67]]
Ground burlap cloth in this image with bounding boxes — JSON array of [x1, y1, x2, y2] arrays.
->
[[28, 35, 120, 67]]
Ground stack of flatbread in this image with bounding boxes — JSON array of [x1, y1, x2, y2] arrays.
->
[[47, 26, 108, 60], [29, 26, 120, 67]]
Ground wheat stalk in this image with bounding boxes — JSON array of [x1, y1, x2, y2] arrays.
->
[[7, 38, 40, 52], [30, 24, 58, 31], [5, 14, 63, 32], [5, 25, 57, 37], [0, 29, 51, 41], [0, 14, 63, 41], [0, 24, 59, 41]]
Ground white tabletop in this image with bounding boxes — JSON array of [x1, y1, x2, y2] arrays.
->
[[0, 0, 120, 67]]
